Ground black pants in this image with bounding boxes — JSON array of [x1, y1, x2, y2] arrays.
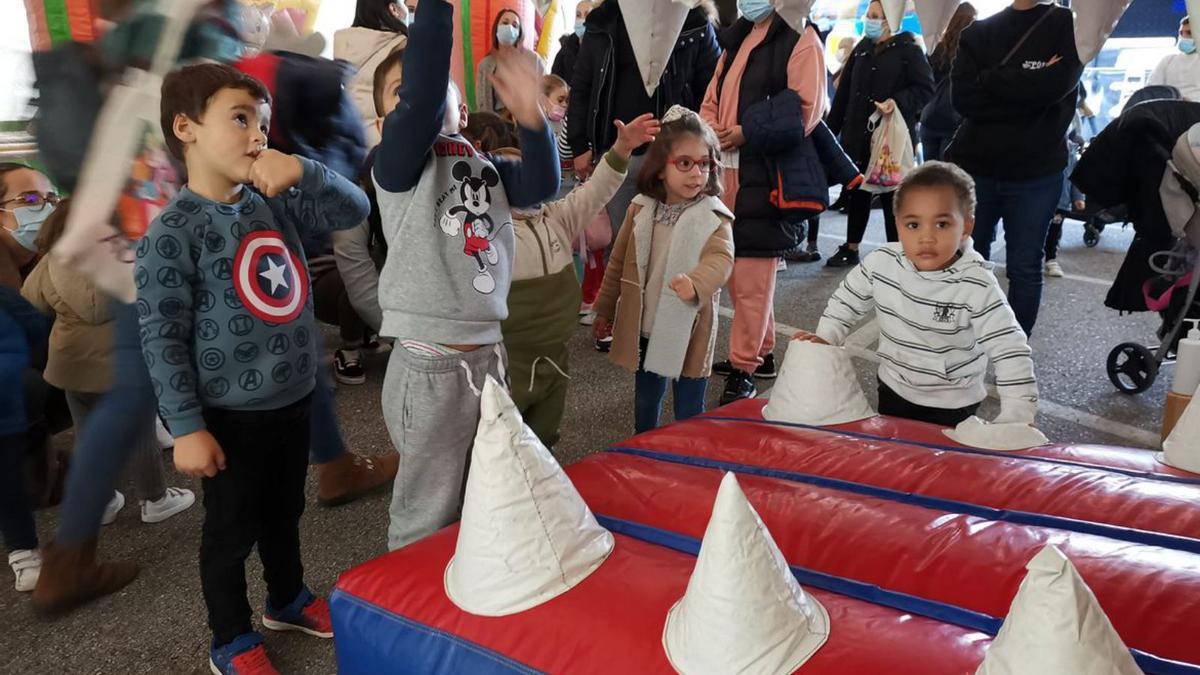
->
[[1045, 213, 1064, 261], [0, 433, 37, 552], [806, 215, 819, 245], [877, 381, 980, 428], [847, 189, 896, 245], [312, 267, 369, 346], [200, 395, 312, 646]]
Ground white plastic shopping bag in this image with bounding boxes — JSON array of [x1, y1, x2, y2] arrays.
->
[[861, 109, 914, 194], [53, 0, 207, 303]]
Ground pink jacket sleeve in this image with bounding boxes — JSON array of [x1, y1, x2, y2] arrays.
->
[[789, 28, 828, 135]]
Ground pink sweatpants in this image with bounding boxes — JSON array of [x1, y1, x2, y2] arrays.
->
[[727, 257, 777, 373]]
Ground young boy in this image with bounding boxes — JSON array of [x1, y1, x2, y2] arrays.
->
[[795, 162, 1038, 427], [373, 0, 559, 551], [137, 63, 369, 673]]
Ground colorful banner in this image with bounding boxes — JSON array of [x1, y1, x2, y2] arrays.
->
[[25, 0, 100, 51]]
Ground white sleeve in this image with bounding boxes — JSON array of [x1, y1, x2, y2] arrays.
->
[[972, 279, 1038, 424], [333, 220, 383, 333], [816, 256, 877, 345]]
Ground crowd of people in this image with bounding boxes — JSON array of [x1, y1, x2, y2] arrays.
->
[[0, 0, 1195, 672]]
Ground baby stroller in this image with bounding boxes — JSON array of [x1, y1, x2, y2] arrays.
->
[[1105, 123, 1200, 393]]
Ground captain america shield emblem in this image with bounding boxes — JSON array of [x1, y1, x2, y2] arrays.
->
[[233, 231, 309, 323]]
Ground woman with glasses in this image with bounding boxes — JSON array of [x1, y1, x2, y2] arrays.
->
[[0, 164, 58, 290]]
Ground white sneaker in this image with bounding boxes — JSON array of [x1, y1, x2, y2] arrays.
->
[[155, 417, 174, 449], [8, 550, 40, 592], [579, 311, 596, 326], [776, 258, 787, 272], [1044, 260, 1064, 277], [141, 487, 196, 524], [102, 491, 125, 526]]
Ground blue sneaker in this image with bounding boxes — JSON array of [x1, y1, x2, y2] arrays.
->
[[262, 588, 333, 638], [209, 632, 277, 675]]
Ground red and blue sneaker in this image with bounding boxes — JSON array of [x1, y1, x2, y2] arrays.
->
[[262, 588, 333, 638], [209, 632, 278, 675]]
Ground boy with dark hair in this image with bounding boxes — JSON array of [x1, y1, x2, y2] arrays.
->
[[373, 0, 559, 550], [138, 63, 369, 674]]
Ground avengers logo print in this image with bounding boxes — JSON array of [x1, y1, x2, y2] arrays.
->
[[233, 231, 308, 323]]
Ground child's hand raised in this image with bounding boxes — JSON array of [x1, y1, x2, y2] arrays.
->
[[491, 47, 546, 132], [791, 330, 828, 345], [174, 430, 227, 478], [249, 149, 303, 198], [611, 113, 660, 159], [669, 274, 696, 302]]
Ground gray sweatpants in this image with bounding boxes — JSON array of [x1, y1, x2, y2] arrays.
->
[[383, 343, 508, 551], [64, 391, 167, 503]]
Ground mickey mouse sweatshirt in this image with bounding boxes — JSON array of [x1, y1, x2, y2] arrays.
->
[[372, 0, 560, 345], [135, 158, 369, 437]]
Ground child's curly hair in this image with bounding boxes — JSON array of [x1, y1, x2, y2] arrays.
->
[[635, 107, 723, 202]]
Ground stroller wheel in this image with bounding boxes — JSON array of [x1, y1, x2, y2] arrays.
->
[[1083, 221, 1101, 248], [1106, 342, 1159, 394]]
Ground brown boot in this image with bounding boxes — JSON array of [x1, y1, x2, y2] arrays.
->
[[32, 540, 139, 616], [317, 451, 399, 507]]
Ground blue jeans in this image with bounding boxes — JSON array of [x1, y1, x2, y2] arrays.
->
[[971, 173, 1063, 335], [633, 338, 707, 434], [56, 301, 159, 546], [307, 330, 346, 465]]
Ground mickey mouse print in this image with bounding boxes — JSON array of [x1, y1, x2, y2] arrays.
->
[[439, 161, 509, 294]]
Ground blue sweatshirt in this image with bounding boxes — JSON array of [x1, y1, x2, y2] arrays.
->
[[0, 287, 49, 436], [371, 0, 560, 345], [135, 158, 369, 436]]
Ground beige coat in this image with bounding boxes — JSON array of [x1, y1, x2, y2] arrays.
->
[[21, 255, 113, 393], [595, 195, 734, 379]]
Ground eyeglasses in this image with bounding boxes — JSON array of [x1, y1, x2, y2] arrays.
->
[[0, 191, 60, 212], [668, 155, 713, 174]]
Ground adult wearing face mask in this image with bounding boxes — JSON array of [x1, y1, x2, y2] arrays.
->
[[552, 1, 594, 84], [825, 0, 933, 268], [476, 9, 548, 115], [1150, 16, 1200, 101], [335, 0, 410, 148], [0, 164, 56, 290]]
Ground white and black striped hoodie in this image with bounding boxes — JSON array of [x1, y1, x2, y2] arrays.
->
[[816, 244, 1038, 424]]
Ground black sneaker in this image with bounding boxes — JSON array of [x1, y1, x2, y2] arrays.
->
[[783, 243, 821, 263], [594, 336, 613, 353], [334, 349, 366, 385], [712, 360, 735, 376], [825, 244, 860, 268], [713, 355, 777, 379], [720, 369, 757, 405]]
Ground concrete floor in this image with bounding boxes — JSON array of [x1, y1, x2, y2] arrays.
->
[[0, 208, 1172, 673]]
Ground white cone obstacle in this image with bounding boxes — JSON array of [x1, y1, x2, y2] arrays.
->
[[663, 472, 830, 674], [1158, 385, 1200, 474], [976, 545, 1143, 675], [445, 376, 614, 616], [763, 340, 875, 426], [944, 416, 1049, 451]]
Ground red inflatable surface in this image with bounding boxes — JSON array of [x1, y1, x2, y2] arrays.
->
[[335, 527, 990, 675], [569, 452, 1200, 665]]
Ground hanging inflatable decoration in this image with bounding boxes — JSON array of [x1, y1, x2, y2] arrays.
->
[[1073, 0, 1134, 64], [23, 0, 102, 51], [881, 0, 906, 34], [771, 0, 816, 34], [621, 0, 690, 98], [913, 0, 959, 52]]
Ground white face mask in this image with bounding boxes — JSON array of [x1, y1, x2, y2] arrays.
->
[[4, 203, 53, 252], [497, 23, 520, 47]]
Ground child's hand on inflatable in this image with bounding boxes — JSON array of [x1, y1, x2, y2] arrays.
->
[[791, 330, 828, 344], [249, 149, 303, 197], [592, 315, 611, 341], [174, 430, 227, 478], [491, 47, 546, 131], [669, 274, 696, 302], [612, 113, 661, 159]]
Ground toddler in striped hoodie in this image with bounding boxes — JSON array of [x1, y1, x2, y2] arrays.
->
[[796, 162, 1037, 427]]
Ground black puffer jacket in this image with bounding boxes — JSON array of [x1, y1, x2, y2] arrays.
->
[[567, 1, 720, 156], [552, 33, 580, 84], [826, 32, 934, 169], [919, 49, 959, 134]]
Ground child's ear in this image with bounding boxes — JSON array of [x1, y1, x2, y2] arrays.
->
[[459, 106, 469, 132], [961, 215, 975, 242], [172, 113, 197, 147]]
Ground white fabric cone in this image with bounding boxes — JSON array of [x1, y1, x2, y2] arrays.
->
[[620, 0, 690, 98], [445, 376, 614, 616], [914, 0, 960, 51], [762, 340, 875, 426], [1191, 0, 1200, 25], [882, 0, 907, 33], [943, 416, 1049, 451], [1157, 385, 1200, 474], [1073, 0, 1134, 64], [976, 545, 1143, 675], [663, 472, 830, 675], [772, 0, 816, 33]]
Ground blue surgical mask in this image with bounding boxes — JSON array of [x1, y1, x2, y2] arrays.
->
[[738, 0, 773, 23], [497, 24, 520, 47], [1180, 37, 1196, 54], [863, 18, 884, 40], [574, 21, 585, 37], [7, 203, 53, 252], [403, 14, 412, 27]]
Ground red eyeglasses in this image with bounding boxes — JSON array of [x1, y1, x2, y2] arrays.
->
[[668, 155, 714, 174]]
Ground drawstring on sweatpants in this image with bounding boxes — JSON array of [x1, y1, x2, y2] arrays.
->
[[458, 344, 507, 397], [528, 356, 570, 392]]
